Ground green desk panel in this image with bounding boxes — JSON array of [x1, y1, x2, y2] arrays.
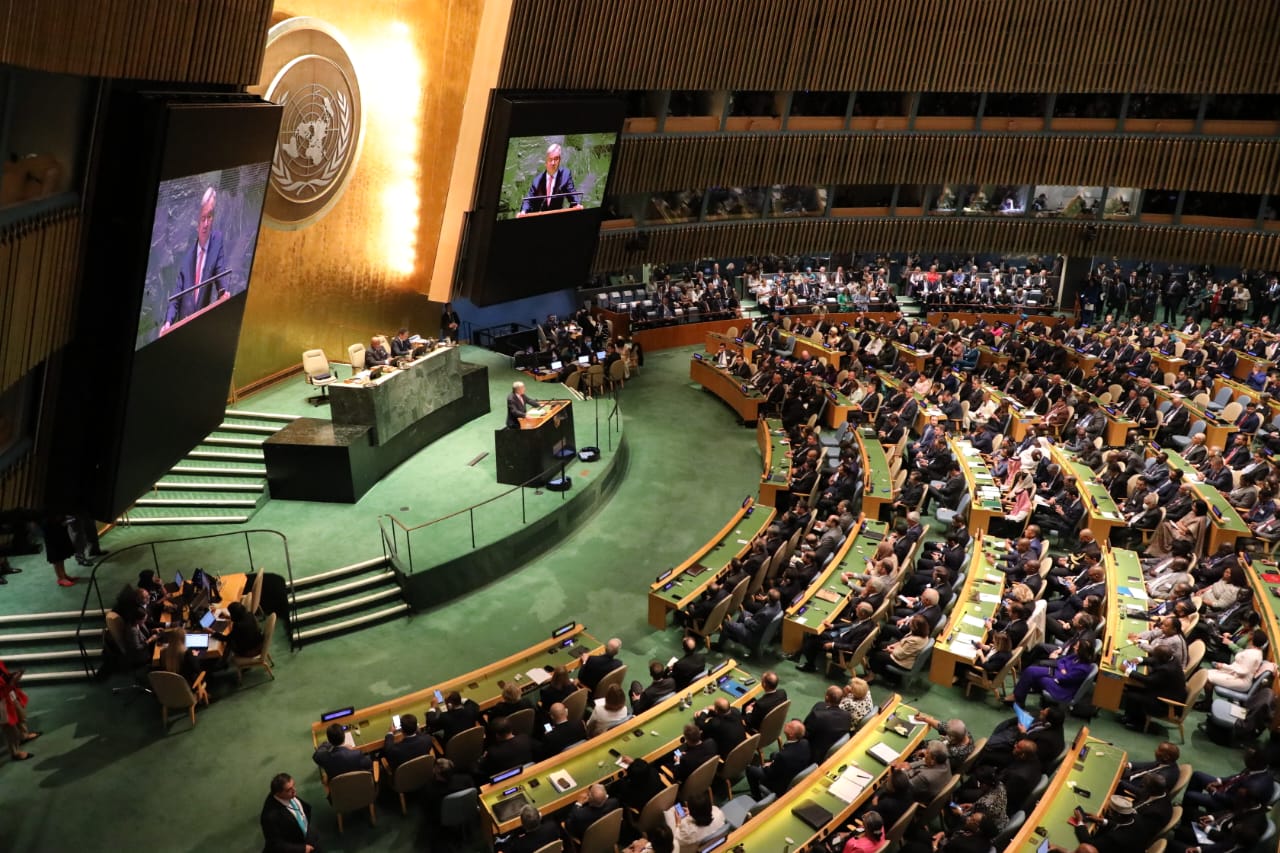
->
[[1017, 736, 1126, 852]]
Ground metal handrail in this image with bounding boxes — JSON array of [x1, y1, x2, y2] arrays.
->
[[73, 528, 300, 676], [380, 393, 625, 574]]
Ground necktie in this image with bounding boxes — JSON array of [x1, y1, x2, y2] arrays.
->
[[288, 798, 307, 834], [546, 172, 553, 203], [196, 245, 206, 288]]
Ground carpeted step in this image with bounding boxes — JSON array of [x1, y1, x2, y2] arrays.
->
[[153, 477, 265, 492], [134, 491, 262, 509], [115, 506, 252, 524], [294, 602, 411, 643]]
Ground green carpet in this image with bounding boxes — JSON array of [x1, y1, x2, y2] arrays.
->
[[1, 344, 1251, 852]]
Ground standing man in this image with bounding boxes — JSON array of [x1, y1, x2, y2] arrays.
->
[[441, 303, 461, 341], [164, 186, 228, 330], [506, 381, 541, 429], [260, 772, 321, 853], [518, 143, 582, 216]]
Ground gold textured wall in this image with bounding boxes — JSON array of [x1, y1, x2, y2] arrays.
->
[[233, 0, 485, 392]]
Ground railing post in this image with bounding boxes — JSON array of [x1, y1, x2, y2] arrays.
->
[[470, 508, 476, 549], [244, 530, 255, 573], [521, 485, 527, 524]]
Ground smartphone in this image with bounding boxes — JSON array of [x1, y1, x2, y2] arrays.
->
[[528, 778, 540, 789], [674, 748, 683, 762], [608, 748, 621, 758], [544, 723, 553, 734], [391, 714, 401, 731], [674, 803, 687, 819], [433, 689, 444, 704], [1079, 745, 1089, 760]]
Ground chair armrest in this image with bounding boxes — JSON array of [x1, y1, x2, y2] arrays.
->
[[1157, 697, 1188, 708], [192, 671, 207, 690], [372, 761, 381, 783]]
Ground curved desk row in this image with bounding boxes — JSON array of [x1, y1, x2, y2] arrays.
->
[[646, 500, 775, 630], [758, 418, 795, 507], [479, 660, 762, 834], [1008, 728, 1127, 852], [855, 427, 894, 521], [1048, 444, 1124, 544], [1093, 547, 1157, 712], [780, 517, 888, 655], [309, 623, 603, 754], [929, 534, 1006, 687], [690, 355, 765, 424], [950, 438, 1003, 535], [1161, 448, 1251, 554]]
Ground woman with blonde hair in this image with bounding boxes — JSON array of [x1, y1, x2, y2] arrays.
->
[[159, 628, 209, 705], [840, 677, 874, 727]]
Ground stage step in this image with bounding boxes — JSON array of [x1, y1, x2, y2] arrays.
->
[[225, 409, 300, 423], [0, 609, 103, 683], [134, 495, 261, 508], [203, 435, 267, 448], [288, 557, 409, 645], [218, 421, 284, 435], [190, 448, 266, 462], [171, 464, 268, 477], [116, 508, 253, 525], [295, 603, 412, 642], [22, 670, 94, 684], [0, 609, 102, 625], [153, 479, 265, 493]]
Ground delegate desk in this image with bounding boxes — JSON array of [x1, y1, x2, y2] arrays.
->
[[951, 439, 1002, 535], [976, 344, 1010, 371], [1050, 445, 1124, 544], [1093, 547, 1155, 712], [982, 385, 1042, 442], [646, 500, 775, 629], [151, 572, 248, 664], [1161, 449, 1250, 553], [690, 355, 765, 424], [1244, 562, 1280, 665], [820, 383, 855, 429], [1233, 349, 1270, 383], [705, 331, 758, 364], [722, 697, 927, 851], [1086, 392, 1138, 447], [331, 345, 463, 444], [780, 518, 888, 654], [1154, 388, 1237, 450], [494, 399, 575, 486], [1211, 374, 1280, 419], [1008, 729, 1127, 853], [758, 418, 794, 507], [893, 342, 927, 374], [778, 330, 844, 369], [310, 624, 603, 754], [855, 427, 894, 520], [479, 661, 762, 835], [929, 536, 1005, 687]]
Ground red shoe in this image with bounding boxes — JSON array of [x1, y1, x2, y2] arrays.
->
[[57, 578, 75, 587]]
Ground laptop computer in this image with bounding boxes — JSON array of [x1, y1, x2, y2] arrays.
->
[[164, 570, 184, 595], [198, 610, 229, 634], [550, 360, 562, 371], [185, 633, 211, 650]]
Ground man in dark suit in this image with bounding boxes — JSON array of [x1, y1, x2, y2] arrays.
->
[[481, 716, 534, 777], [260, 773, 322, 853], [506, 381, 541, 429], [629, 660, 676, 715], [696, 697, 747, 759], [746, 719, 812, 799], [796, 601, 876, 673], [165, 186, 229, 329], [426, 691, 482, 744], [803, 686, 850, 760], [1118, 741, 1181, 797], [311, 723, 372, 779], [381, 713, 434, 771], [672, 722, 720, 782], [744, 671, 788, 733], [718, 588, 781, 651], [518, 143, 581, 215], [535, 702, 586, 761], [498, 806, 561, 853], [563, 783, 620, 841], [669, 636, 706, 689], [578, 638, 623, 694]]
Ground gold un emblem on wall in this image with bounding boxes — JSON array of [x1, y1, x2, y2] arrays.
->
[[254, 17, 365, 230]]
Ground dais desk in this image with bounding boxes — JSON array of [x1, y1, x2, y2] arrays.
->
[[1008, 730, 1126, 852]]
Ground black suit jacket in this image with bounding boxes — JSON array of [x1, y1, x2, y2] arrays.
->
[[803, 703, 849, 760], [699, 708, 748, 758], [261, 794, 321, 853], [564, 797, 621, 840], [521, 167, 580, 213], [578, 653, 623, 693], [481, 733, 535, 777], [382, 731, 434, 770], [535, 719, 586, 761], [745, 689, 788, 732], [428, 700, 482, 743], [506, 391, 540, 429], [312, 743, 371, 779], [670, 651, 706, 689], [675, 738, 720, 782], [764, 739, 813, 794]]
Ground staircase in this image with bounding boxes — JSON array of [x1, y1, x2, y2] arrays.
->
[[118, 409, 296, 525], [898, 294, 926, 319], [0, 608, 102, 683], [289, 557, 411, 644]]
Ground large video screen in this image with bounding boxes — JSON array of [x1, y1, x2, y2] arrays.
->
[[135, 162, 270, 349], [496, 133, 615, 220], [458, 94, 625, 307]]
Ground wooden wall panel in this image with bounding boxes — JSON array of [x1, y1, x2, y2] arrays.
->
[[0, 0, 272, 85], [594, 219, 1280, 274], [501, 0, 1280, 94], [609, 134, 1280, 195]]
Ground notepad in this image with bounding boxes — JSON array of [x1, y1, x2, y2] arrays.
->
[[828, 767, 876, 804], [868, 742, 901, 765], [978, 593, 1001, 604], [962, 615, 987, 629], [525, 667, 552, 685]]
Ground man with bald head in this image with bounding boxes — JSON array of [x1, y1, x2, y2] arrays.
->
[[804, 686, 850, 760], [564, 782, 619, 840], [535, 702, 586, 761], [746, 719, 811, 799], [506, 380, 541, 429], [578, 637, 623, 693], [696, 696, 747, 758]]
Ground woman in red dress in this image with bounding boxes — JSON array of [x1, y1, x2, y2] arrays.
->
[[1, 660, 38, 761]]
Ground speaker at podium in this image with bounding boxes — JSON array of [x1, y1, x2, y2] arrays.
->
[[494, 399, 575, 486]]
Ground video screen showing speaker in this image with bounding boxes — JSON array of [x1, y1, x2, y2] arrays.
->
[[135, 162, 270, 349], [496, 132, 615, 221], [460, 94, 625, 306]]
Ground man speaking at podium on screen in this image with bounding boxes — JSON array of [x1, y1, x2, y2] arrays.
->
[[163, 186, 229, 331], [506, 380, 542, 429], [517, 143, 582, 216]]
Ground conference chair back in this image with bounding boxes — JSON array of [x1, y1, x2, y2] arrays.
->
[[329, 769, 377, 832], [917, 773, 961, 825], [579, 808, 623, 853], [679, 755, 722, 801], [302, 349, 334, 382], [1185, 640, 1206, 679], [531, 842, 564, 853], [445, 724, 486, 769], [146, 670, 200, 729], [563, 687, 590, 722], [884, 802, 919, 852], [959, 737, 988, 775], [231, 612, 277, 683], [756, 699, 792, 754], [717, 733, 762, 797], [391, 753, 435, 814], [992, 809, 1026, 848], [726, 577, 751, 618], [1172, 764, 1193, 802], [751, 609, 785, 657], [506, 707, 536, 737], [347, 343, 366, 371], [1146, 840, 1167, 853], [592, 664, 629, 701], [245, 567, 265, 619], [633, 782, 679, 834], [439, 787, 480, 830], [690, 595, 734, 650]]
